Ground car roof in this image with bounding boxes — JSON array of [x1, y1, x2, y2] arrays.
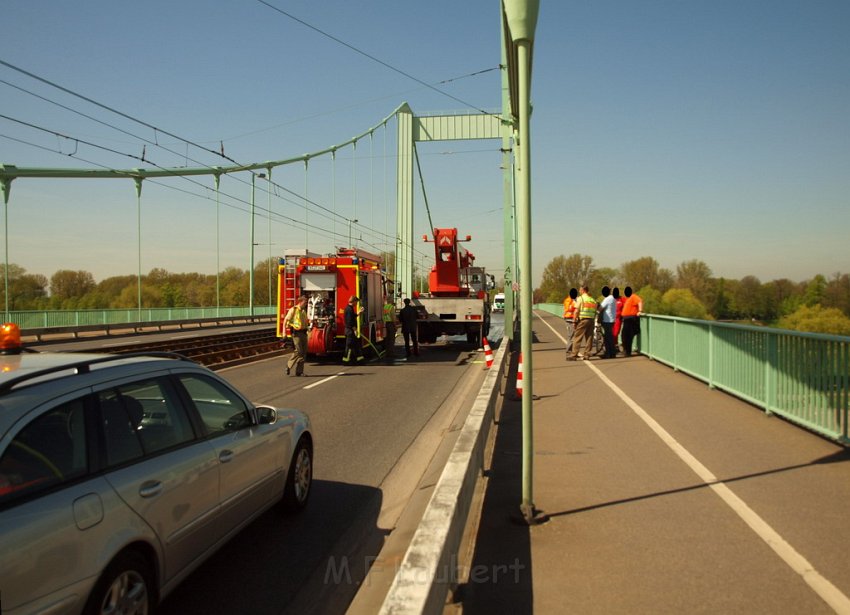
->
[[0, 351, 196, 435]]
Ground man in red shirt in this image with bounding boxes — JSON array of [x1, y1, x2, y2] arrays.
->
[[612, 287, 626, 354]]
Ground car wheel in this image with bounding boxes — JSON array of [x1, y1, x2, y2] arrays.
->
[[282, 438, 312, 513], [84, 550, 153, 615]]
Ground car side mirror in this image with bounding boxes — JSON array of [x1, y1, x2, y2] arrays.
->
[[256, 406, 277, 425]]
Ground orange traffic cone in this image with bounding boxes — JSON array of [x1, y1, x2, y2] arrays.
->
[[483, 337, 493, 369], [515, 352, 523, 399]]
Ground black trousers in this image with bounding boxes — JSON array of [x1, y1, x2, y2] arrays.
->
[[621, 316, 640, 356], [343, 330, 363, 363], [402, 328, 418, 355], [602, 321, 616, 358]]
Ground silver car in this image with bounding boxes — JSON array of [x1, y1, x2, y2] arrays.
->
[[0, 335, 313, 615]]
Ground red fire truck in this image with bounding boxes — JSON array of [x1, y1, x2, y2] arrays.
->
[[276, 247, 390, 356]]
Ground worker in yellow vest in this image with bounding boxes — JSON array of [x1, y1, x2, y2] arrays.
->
[[568, 285, 598, 360], [562, 288, 578, 358], [382, 298, 397, 361], [283, 295, 309, 376]]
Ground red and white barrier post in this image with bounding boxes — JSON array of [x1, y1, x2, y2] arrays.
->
[[515, 352, 524, 399]]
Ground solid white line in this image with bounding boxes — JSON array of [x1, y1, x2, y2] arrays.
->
[[303, 372, 344, 390], [535, 311, 850, 614]]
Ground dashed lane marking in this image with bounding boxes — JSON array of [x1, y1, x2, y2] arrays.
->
[[303, 372, 344, 390]]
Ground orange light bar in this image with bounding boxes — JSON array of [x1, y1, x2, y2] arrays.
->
[[0, 322, 22, 353]]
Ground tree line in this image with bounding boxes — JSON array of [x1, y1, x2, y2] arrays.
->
[[1, 260, 281, 312], [534, 255, 850, 336], [0, 250, 411, 313], [4, 255, 850, 336]]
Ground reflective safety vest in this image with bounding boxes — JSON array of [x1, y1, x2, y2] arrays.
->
[[382, 302, 395, 323], [563, 297, 576, 320], [578, 294, 597, 319], [289, 306, 307, 331]]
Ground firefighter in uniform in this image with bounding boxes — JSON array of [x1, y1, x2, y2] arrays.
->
[[563, 287, 578, 358], [382, 298, 397, 361], [343, 295, 365, 364], [283, 295, 309, 376], [399, 297, 419, 357], [568, 285, 598, 360]]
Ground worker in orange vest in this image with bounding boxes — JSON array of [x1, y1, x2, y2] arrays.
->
[[562, 288, 578, 358]]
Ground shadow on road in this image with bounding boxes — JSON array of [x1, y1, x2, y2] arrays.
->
[[159, 480, 383, 615], [455, 349, 534, 613]]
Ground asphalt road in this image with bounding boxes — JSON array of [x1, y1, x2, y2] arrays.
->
[[152, 316, 505, 615], [30, 315, 506, 613]]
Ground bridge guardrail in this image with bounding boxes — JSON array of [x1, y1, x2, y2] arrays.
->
[[6, 307, 276, 341], [379, 334, 509, 614], [535, 303, 850, 444]]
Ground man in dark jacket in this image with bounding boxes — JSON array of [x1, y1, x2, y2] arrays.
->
[[343, 295, 365, 364], [399, 298, 419, 357]]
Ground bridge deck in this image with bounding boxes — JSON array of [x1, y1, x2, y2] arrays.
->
[[458, 310, 850, 614]]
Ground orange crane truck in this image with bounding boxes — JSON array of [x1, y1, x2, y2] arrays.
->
[[412, 228, 492, 345]]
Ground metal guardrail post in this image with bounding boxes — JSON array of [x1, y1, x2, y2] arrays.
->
[[708, 322, 715, 389], [765, 331, 777, 415]]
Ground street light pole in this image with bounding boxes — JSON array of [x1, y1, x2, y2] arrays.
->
[[503, 0, 543, 525], [348, 218, 358, 248], [249, 173, 256, 316], [266, 169, 272, 309], [2, 177, 12, 321]]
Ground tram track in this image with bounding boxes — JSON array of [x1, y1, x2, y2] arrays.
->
[[89, 327, 289, 370]]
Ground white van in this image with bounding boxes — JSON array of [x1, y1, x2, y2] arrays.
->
[[492, 293, 505, 312]]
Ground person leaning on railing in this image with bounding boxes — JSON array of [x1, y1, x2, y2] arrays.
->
[[620, 286, 643, 357]]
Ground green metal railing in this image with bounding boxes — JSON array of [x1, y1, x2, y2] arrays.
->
[[7, 306, 276, 331], [535, 304, 850, 444]]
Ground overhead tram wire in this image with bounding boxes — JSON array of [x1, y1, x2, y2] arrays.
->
[[0, 77, 221, 167], [0, 61, 429, 261], [2, 126, 428, 264], [0, 117, 389, 249], [0, 119, 398, 256], [211, 65, 499, 143], [0, 59, 246, 169], [254, 1, 500, 118], [0, 65, 283, 228], [0, 60, 280, 212], [0, 84, 395, 249], [2, 56, 477, 232]]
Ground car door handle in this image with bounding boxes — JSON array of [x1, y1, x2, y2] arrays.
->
[[219, 450, 234, 463], [139, 481, 163, 498]]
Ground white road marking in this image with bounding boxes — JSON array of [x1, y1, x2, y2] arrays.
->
[[303, 372, 344, 389], [535, 312, 850, 614]]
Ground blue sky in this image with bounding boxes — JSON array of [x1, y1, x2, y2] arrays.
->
[[2, 1, 848, 287]]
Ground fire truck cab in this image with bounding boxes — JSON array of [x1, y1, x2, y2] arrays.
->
[[277, 247, 389, 356]]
